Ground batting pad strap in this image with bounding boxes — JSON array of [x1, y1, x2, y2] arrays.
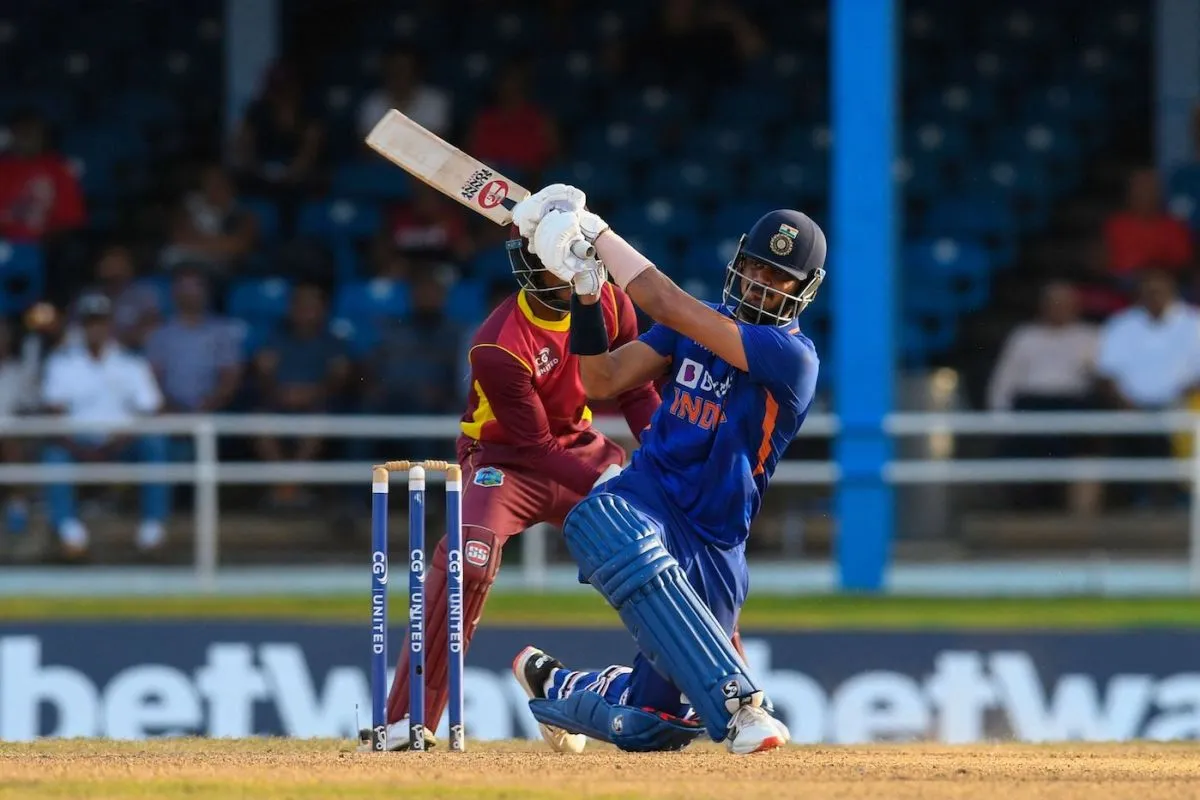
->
[[563, 494, 760, 742], [594, 231, 654, 290], [529, 693, 703, 753], [569, 294, 610, 356]]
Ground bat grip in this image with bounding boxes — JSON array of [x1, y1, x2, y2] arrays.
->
[[570, 239, 596, 260]]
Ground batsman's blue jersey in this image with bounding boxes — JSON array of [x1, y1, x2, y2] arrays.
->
[[608, 304, 819, 548]]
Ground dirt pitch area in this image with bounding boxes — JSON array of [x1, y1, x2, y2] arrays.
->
[[1, 739, 1198, 800]]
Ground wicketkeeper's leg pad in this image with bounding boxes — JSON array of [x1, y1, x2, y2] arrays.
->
[[562, 493, 761, 742], [529, 691, 704, 752]]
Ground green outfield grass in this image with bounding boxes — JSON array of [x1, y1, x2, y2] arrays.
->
[[0, 593, 1198, 628]]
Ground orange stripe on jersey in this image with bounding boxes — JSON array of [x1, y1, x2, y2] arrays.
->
[[752, 392, 779, 476]]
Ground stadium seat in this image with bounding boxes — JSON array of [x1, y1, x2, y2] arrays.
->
[[903, 238, 992, 311], [333, 279, 411, 325], [136, 274, 174, 318], [328, 316, 380, 358], [446, 279, 486, 325], [227, 278, 291, 326], [297, 199, 382, 243], [682, 124, 765, 162], [331, 161, 413, 202], [62, 125, 146, 198], [542, 160, 632, 208], [0, 241, 43, 314], [575, 121, 661, 163], [610, 199, 702, 243], [609, 86, 688, 127], [469, 248, 513, 281], [643, 161, 734, 202], [681, 238, 740, 280], [621, 234, 676, 278], [922, 194, 1017, 264], [776, 125, 832, 169], [711, 202, 779, 238], [750, 159, 826, 207], [1168, 164, 1200, 199], [916, 84, 999, 125], [903, 122, 971, 169], [240, 198, 281, 245]]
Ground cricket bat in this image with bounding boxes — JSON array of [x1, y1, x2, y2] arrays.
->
[[366, 109, 593, 257]]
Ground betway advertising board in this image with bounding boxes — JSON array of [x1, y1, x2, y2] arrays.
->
[[2, 624, 1199, 743]]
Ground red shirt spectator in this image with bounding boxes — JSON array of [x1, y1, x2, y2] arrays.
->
[[1104, 168, 1194, 275], [0, 113, 85, 242], [466, 63, 557, 175], [387, 183, 471, 262]]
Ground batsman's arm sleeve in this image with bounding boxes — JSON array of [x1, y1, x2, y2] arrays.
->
[[470, 344, 602, 496], [610, 288, 661, 441]]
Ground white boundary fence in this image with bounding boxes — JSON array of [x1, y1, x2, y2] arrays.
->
[[1, 411, 1198, 591]]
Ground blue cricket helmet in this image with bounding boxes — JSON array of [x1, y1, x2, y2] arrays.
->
[[722, 209, 826, 325]]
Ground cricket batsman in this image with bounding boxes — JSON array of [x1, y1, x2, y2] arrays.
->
[[378, 191, 660, 750], [508, 186, 824, 755]]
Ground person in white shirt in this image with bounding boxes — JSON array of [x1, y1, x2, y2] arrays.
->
[[988, 282, 1099, 411], [357, 47, 451, 139], [987, 282, 1102, 512], [40, 292, 168, 560], [1096, 269, 1200, 506]]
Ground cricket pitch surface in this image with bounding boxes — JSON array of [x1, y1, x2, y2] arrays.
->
[[2, 739, 1198, 799]]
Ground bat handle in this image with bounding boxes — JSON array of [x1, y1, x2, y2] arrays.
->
[[570, 239, 596, 260]]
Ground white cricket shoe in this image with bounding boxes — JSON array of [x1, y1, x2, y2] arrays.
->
[[513, 645, 587, 755], [356, 717, 438, 752], [724, 704, 790, 755]]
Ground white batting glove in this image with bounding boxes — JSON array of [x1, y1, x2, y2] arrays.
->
[[511, 184, 586, 239], [572, 258, 607, 297], [531, 209, 594, 280], [577, 209, 609, 244]]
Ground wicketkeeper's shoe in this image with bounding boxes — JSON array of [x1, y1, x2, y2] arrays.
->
[[356, 717, 438, 752], [724, 704, 790, 755], [512, 645, 587, 754]]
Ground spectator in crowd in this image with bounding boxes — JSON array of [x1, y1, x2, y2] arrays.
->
[[365, 273, 462, 414], [92, 244, 160, 351], [357, 47, 451, 139], [232, 62, 325, 202], [1103, 169, 1194, 278], [987, 282, 1101, 513], [458, 279, 515, 402], [0, 316, 40, 537], [366, 240, 412, 282], [622, 0, 765, 87], [144, 269, 243, 414], [253, 282, 349, 507], [361, 273, 463, 459], [466, 61, 558, 178], [0, 110, 86, 242], [988, 283, 1098, 412], [1096, 269, 1200, 506], [39, 292, 167, 560], [160, 164, 259, 278], [386, 183, 473, 263]]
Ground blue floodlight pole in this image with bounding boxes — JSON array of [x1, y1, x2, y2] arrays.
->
[[831, 0, 898, 591]]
